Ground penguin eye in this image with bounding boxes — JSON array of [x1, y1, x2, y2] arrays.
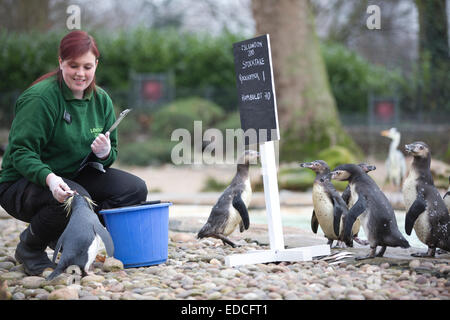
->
[[419, 146, 424, 150]]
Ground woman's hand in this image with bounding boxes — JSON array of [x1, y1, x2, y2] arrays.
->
[[91, 131, 111, 160], [46, 173, 73, 203]]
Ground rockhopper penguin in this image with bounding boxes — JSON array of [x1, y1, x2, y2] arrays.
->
[[47, 194, 114, 280], [300, 160, 352, 247], [403, 142, 450, 257], [331, 164, 409, 259], [197, 150, 259, 247]]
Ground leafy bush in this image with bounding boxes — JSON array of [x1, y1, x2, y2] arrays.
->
[[321, 41, 409, 114], [317, 145, 357, 170], [150, 96, 225, 139], [117, 138, 176, 166], [1, 28, 417, 128]]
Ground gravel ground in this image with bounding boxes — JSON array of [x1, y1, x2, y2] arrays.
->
[[0, 215, 449, 300]]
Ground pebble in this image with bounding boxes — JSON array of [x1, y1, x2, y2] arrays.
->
[[21, 276, 45, 289], [102, 257, 124, 272], [1, 216, 450, 300], [48, 286, 79, 300], [409, 259, 421, 269], [415, 276, 428, 285]]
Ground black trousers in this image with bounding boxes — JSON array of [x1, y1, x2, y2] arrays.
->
[[0, 166, 148, 243]]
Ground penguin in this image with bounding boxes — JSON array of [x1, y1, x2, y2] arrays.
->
[[330, 164, 410, 259], [341, 163, 376, 205], [341, 163, 376, 246], [47, 194, 114, 280], [402, 142, 450, 257], [197, 150, 259, 247], [444, 176, 450, 213], [300, 160, 348, 248]]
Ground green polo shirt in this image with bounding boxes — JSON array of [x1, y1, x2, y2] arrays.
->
[[0, 75, 118, 187]]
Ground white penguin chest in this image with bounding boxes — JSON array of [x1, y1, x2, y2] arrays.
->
[[402, 169, 418, 209], [444, 188, 450, 212], [224, 180, 252, 235], [414, 212, 431, 244], [348, 184, 364, 236], [86, 234, 101, 273], [312, 183, 336, 238], [402, 169, 431, 243]]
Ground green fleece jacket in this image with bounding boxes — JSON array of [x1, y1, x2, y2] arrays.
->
[[0, 76, 118, 187]]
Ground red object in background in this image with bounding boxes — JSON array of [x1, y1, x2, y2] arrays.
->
[[375, 101, 394, 121], [141, 81, 162, 101]]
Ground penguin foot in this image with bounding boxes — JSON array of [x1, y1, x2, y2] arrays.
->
[[215, 234, 238, 248], [411, 247, 436, 258], [353, 237, 369, 246], [436, 249, 448, 255], [411, 252, 435, 258], [355, 254, 376, 261], [355, 247, 377, 260], [375, 246, 386, 257], [244, 238, 260, 246], [332, 241, 349, 249]]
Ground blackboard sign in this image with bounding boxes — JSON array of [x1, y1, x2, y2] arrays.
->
[[233, 34, 280, 145]]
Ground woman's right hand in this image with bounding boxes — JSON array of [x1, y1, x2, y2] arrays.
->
[[46, 173, 73, 203]]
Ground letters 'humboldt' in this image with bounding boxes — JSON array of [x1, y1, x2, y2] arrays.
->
[[233, 34, 280, 145]]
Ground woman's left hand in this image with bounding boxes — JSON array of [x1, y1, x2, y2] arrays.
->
[[91, 131, 111, 160]]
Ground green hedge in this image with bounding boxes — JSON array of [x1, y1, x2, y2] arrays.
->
[[1, 28, 413, 107], [1, 28, 418, 130], [321, 41, 409, 114], [150, 96, 225, 138]]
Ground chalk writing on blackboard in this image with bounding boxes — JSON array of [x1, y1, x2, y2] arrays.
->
[[233, 34, 280, 144]]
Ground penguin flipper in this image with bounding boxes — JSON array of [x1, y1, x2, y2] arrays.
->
[[232, 195, 250, 230], [93, 223, 115, 257], [343, 197, 366, 244], [46, 266, 64, 281], [444, 191, 450, 199], [341, 186, 351, 205], [405, 199, 426, 235], [311, 210, 319, 234], [331, 197, 344, 237]]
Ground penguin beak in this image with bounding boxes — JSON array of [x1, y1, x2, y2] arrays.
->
[[330, 170, 347, 181], [330, 171, 337, 180], [404, 144, 413, 153], [381, 130, 389, 137], [299, 162, 313, 168]]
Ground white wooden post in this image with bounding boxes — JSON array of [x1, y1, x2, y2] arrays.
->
[[259, 140, 284, 251]]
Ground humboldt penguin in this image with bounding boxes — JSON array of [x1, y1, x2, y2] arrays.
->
[[331, 164, 410, 259], [403, 142, 450, 257], [47, 194, 114, 280], [341, 163, 376, 205], [300, 160, 357, 248], [444, 176, 450, 212], [341, 163, 376, 246], [197, 150, 259, 247]]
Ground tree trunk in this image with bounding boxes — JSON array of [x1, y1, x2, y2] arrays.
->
[[251, 0, 360, 161]]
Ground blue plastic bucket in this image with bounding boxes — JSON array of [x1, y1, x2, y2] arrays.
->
[[100, 202, 172, 268]]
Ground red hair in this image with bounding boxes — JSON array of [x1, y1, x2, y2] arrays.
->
[[30, 30, 100, 94]]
